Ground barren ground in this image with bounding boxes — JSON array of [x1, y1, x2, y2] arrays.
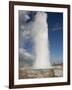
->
[[19, 64, 63, 79]]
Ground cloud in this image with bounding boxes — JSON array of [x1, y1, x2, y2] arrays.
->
[[19, 11, 33, 48], [19, 48, 34, 66], [19, 11, 36, 67], [52, 27, 62, 31], [19, 10, 30, 23], [52, 22, 62, 31]]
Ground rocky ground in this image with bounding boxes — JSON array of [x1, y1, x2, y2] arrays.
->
[[19, 65, 63, 79]]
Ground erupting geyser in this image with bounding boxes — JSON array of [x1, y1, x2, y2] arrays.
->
[[32, 12, 51, 69]]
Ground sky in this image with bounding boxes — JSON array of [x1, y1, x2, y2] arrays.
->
[[48, 12, 63, 64], [19, 11, 63, 66]]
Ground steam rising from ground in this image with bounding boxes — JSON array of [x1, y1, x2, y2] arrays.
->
[[19, 11, 51, 69], [32, 12, 51, 69]]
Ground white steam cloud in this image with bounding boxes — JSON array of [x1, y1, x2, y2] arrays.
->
[[32, 12, 51, 69], [19, 11, 51, 69]]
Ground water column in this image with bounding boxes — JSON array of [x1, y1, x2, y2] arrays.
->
[[32, 12, 51, 69]]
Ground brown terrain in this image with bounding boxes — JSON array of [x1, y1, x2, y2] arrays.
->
[[19, 64, 63, 79]]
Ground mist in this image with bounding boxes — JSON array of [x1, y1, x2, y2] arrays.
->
[[32, 12, 51, 69]]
